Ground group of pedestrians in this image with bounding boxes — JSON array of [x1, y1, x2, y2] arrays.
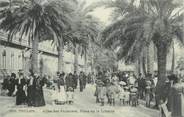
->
[[1, 70, 95, 106], [94, 71, 138, 107], [1, 71, 46, 107], [49, 71, 96, 105], [93, 71, 160, 107]]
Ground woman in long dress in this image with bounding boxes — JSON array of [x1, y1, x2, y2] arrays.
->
[[14, 73, 27, 105], [55, 73, 66, 104], [27, 74, 35, 107], [33, 74, 45, 107]]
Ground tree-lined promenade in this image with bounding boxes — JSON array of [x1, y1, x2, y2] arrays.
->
[[0, 0, 184, 117]]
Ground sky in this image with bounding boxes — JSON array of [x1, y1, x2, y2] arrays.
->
[[82, 0, 113, 25]]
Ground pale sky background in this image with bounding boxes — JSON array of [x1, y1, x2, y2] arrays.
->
[[82, 0, 113, 25]]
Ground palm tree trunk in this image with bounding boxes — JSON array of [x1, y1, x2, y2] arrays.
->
[[39, 58, 44, 76], [155, 42, 168, 106], [138, 56, 141, 74], [58, 45, 64, 73], [91, 55, 95, 73], [147, 45, 150, 73], [171, 42, 175, 74], [147, 42, 154, 75], [74, 44, 79, 73], [142, 48, 147, 76], [31, 38, 39, 73], [84, 51, 87, 73]]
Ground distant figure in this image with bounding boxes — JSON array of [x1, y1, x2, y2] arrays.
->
[[51, 71, 66, 105], [91, 72, 96, 84], [27, 73, 35, 106], [56, 73, 66, 104], [87, 73, 92, 84], [65, 73, 75, 91], [137, 73, 146, 99], [118, 82, 126, 105], [145, 80, 152, 107], [8, 73, 16, 96], [107, 82, 117, 106], [130, 86, 138, 107], [79, 72, 85, 92], [123, 87, 130, 105], [98, 82, 106, 106], [2, 75, 9, 91], [66, 87, 74, 104], [83, 73, 87, 89], [73, 71, 78, 89]]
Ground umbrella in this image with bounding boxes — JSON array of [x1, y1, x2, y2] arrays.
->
[[96, 80, 104, 86], [119, 81, 126, 86], [146, 80, 151, 86], [131, 88, 138, 92], [124, 86, 129, 90]]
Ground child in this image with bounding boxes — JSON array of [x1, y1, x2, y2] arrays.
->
[[98, 81, 106, 106], [94, 80, 101, 103], [66, 87, 74, 104], [118, 81, 126, 105], [130, 86, 138, 107], [105, 79, 111, 104], [119, 84, 125, 105], [145, 80, 152, 107], [107, 82, 117, 106], [145, 85, 151, 107], [124, 87, 130, 105]]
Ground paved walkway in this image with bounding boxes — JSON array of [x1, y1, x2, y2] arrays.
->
[[0, 85, 159, 117]]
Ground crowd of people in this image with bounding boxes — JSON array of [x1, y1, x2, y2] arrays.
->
[[0, 69, 182, 109], [93, 70, 183, 109], [0, 70, 95, 107], [1, 71, 47, 107], [94, 71, 140, 107]]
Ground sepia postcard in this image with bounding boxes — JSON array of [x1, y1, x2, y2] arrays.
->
[[0, 0, 184, 117]]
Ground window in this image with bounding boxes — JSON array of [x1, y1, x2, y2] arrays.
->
[[18, 54, 21, 69], [11, 52, 14, 70]]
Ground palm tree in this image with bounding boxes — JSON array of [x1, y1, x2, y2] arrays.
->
[[171, 41, 175, 73], [65, 1, 101, 73], [0, 0, 72, 73], [89, 0, 184, 104]]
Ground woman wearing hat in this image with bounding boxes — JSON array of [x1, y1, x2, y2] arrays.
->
[[8, 73, 16, 96], [56, 73, 66, 104], [33, 73, 45, 107], [13, 72, 27, 105]]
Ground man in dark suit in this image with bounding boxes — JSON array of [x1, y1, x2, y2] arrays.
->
[[73, 71, 78, 89], [65, 73, 74, 91]]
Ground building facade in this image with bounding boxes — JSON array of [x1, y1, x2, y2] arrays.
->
[[0, 32, 86, 79]]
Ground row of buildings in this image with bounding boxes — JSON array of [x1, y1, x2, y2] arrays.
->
[[0, 31, 88, 79]]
